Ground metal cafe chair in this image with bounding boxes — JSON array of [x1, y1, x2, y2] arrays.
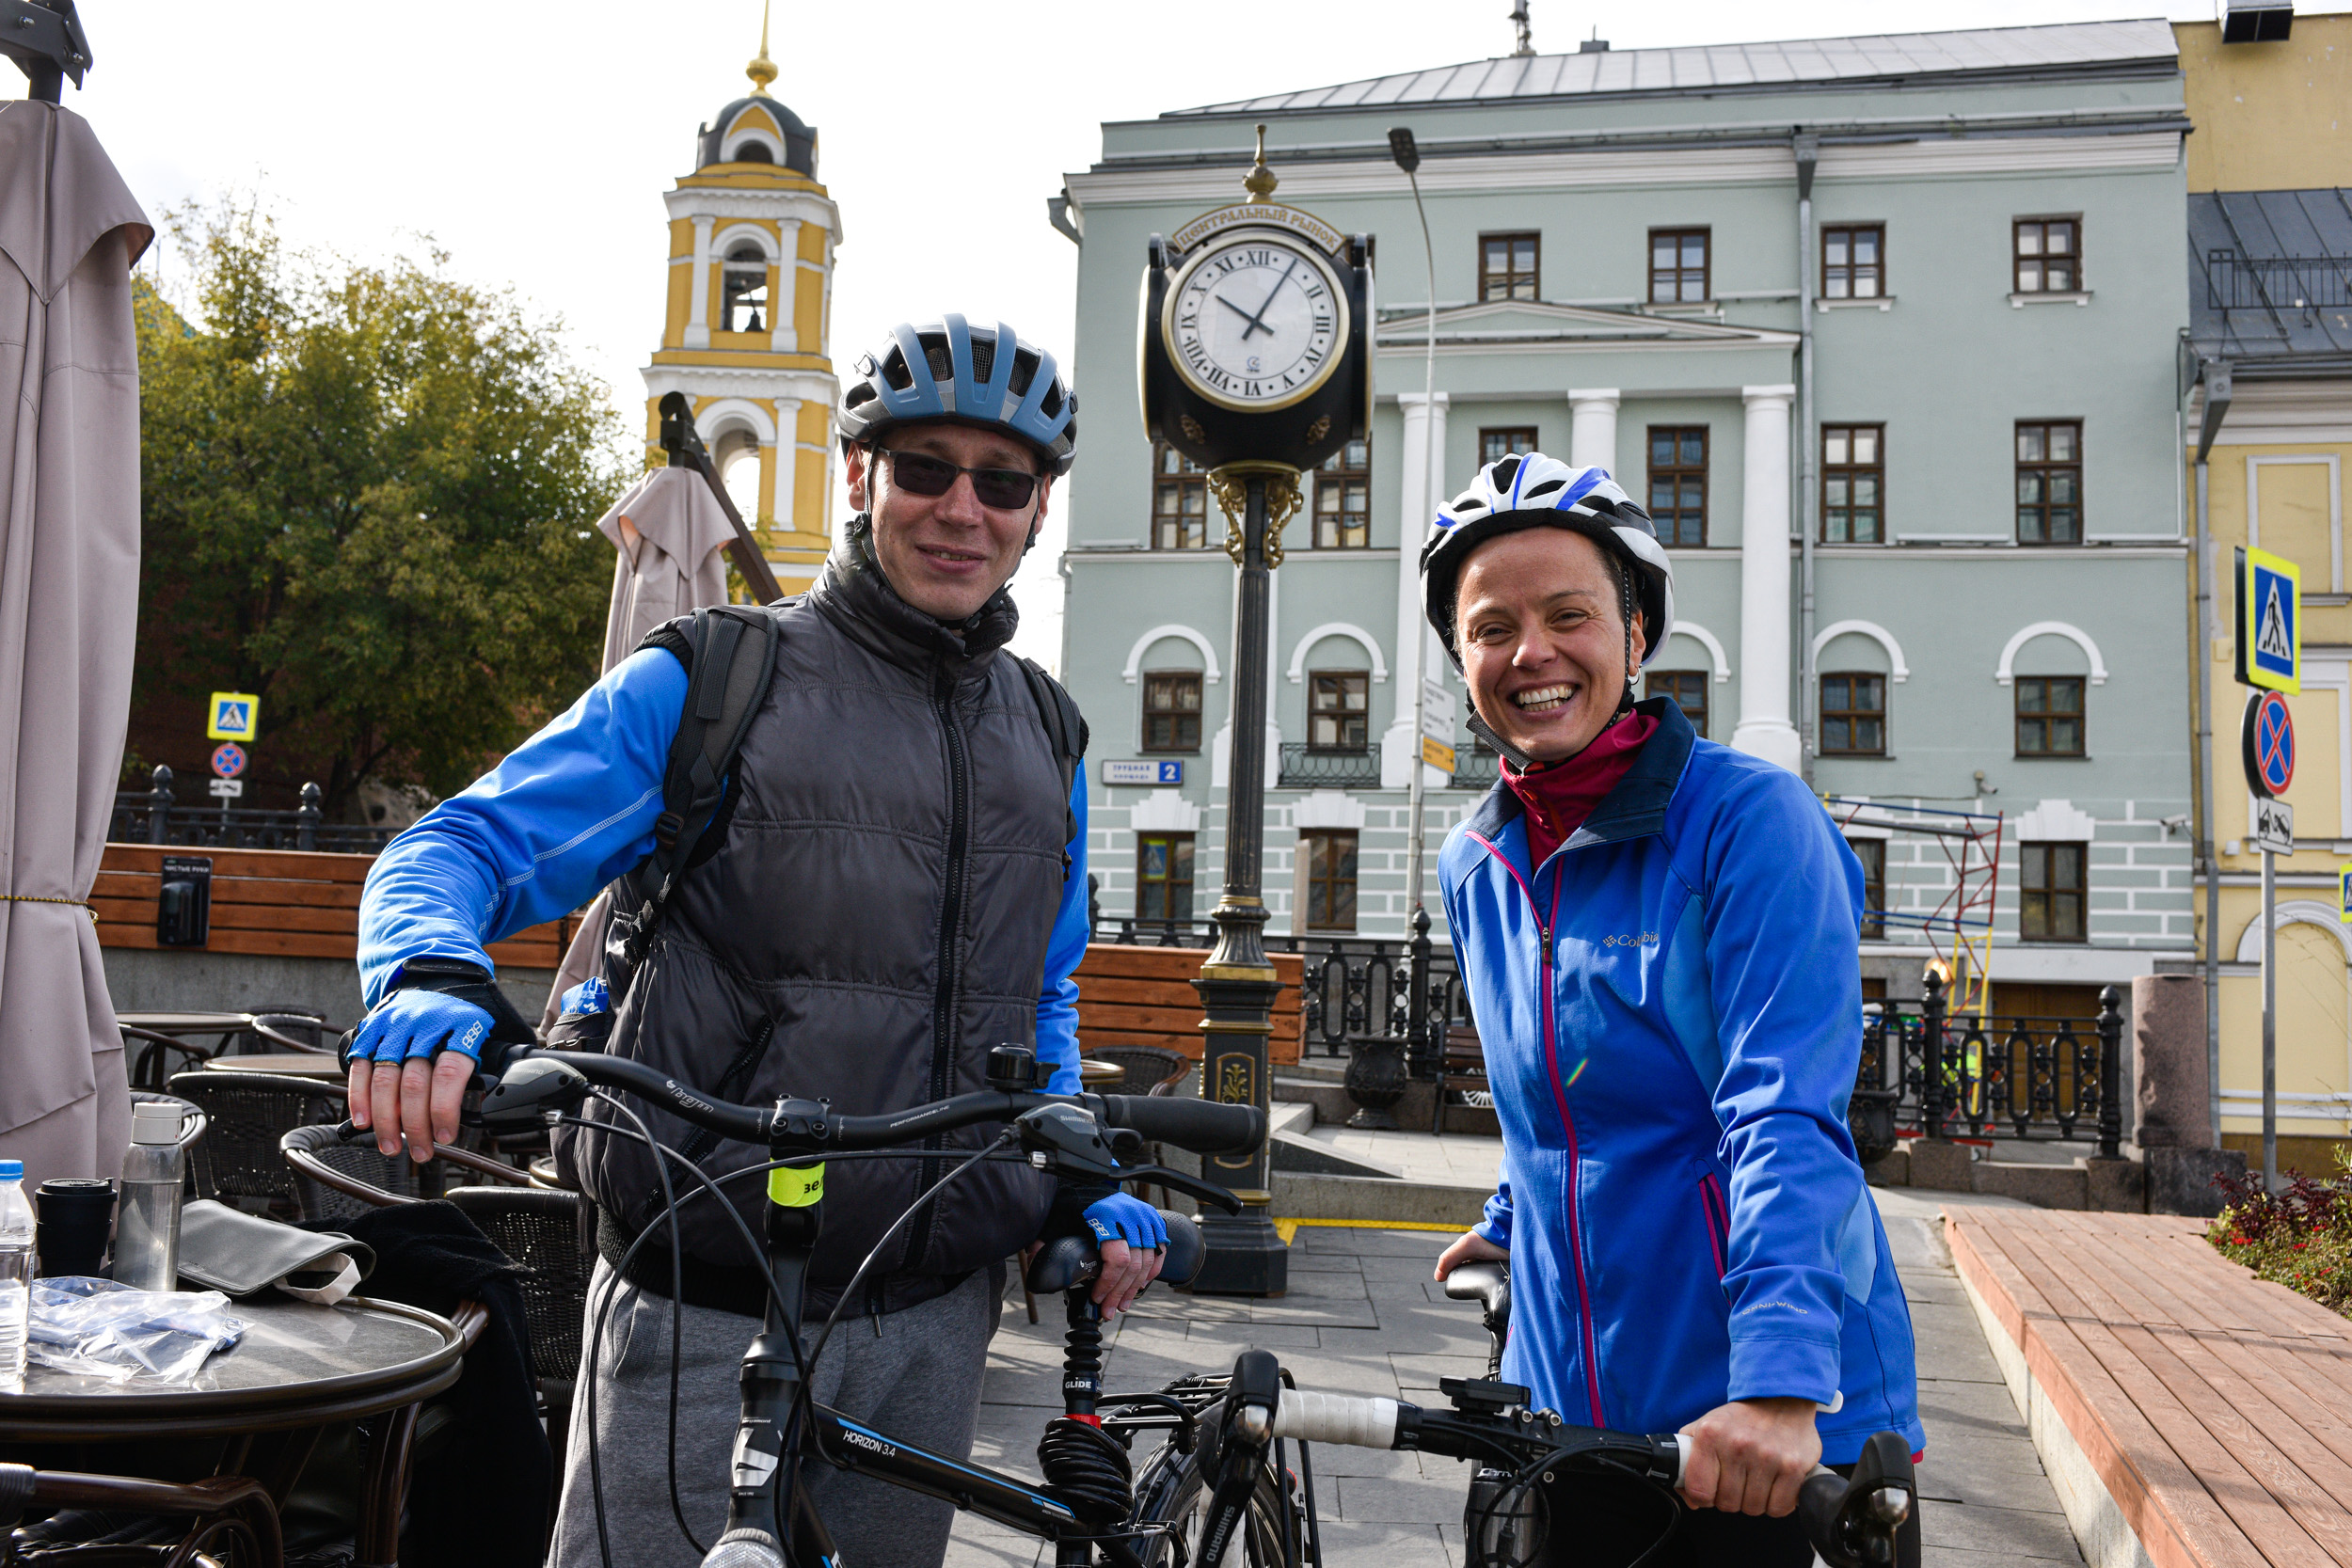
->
[[0, 1463, 284, 1567], [248, 1012, 342, 1054], [278, 1126, 588, 1481], [167, 1070, 348, 1216]]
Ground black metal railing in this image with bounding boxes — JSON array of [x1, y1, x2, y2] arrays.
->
[[1449, 746, 1500, 789], [2206, 249, 2352, 312], [1090, 916, 1467, 1078], [1277, 743, 1379, 790], [111, 766, 397, 855], [1858, 972, 2122, 1156]]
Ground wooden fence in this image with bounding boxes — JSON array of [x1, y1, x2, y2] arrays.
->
[[1073, 943, 1305, 1067]]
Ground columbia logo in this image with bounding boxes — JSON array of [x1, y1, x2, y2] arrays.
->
[[1603, 932, 1659, 947]]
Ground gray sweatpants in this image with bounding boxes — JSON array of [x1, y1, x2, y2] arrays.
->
[[550, 1262, 1001, 1568]]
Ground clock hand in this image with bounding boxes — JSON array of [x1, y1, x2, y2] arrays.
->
[[1236, 256, 1298, 341], [1217, 295, 1261, 327]]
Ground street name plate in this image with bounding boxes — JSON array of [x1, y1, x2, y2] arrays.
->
[[2252, 796, 2294, 855], [208, 778, 244, 800], [1103, 760, 1182, 785]]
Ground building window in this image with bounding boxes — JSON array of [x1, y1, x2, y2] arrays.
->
[[1136, 832, 1195, 925], [1313, 437, 1370, 548], [2013, 218, 2080, 293], [1821, 425, 1884, 545], [1647, 427, 1708, 547], [1302, 830, 1359, 932], [1480, 233, 1539, 302], [1849, 837, 1886, 939], [1645, 670, 1708, 738], [1822, 225, 1883, 300], [1142, 671, 1202, 753], [1309, 671, 1371, 752], [2015, 422, 2082, 546], [1480, 427, 1538, 467], [1648, 229, 1709, 304], [2020, 842, 2087, 942], [1152, 442, 1207, 549], [721, 245, 769, 334], [2015, 676, 2086, 758], [1820, 673, 1886, 756]]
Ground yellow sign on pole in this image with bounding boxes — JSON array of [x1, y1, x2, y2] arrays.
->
[[2340, 864, 2352, 924], [1421, 736, 1456, 774], [2236, 546, 2302, 694], [206, 692, 260, 741]]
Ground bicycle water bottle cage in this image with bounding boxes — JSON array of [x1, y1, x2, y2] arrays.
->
[[469, 1056, 592, 1130], [1440, 1378, 1531, 1418]]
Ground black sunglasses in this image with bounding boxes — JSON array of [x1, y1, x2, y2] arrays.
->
[[876, 448, 1041, 511]]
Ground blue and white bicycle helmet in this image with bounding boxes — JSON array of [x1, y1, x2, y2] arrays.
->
[[1420, 451, 1675, 674], [836, 315, 1078, 475]]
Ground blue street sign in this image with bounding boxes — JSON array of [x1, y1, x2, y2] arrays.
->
[[2340, 864, 2352, 925], [2237, 546, 2302, 693], [2243, 689, 2296, 799], [210, 743, 246, 780], [1104, 760, 1183, 785]]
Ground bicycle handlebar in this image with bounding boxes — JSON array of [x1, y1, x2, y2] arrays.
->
[[1266, 1389, 1684, 1483], [496, 1048, 1265, 1157]]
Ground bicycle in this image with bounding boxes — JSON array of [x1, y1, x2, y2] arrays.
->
[[1157, 1258, 1918, 1568], [457, 1041, 1301, 1568]]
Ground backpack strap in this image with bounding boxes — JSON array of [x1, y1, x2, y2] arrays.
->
[[616, 603, 781, 965], [1016, 657, 1089, 869]]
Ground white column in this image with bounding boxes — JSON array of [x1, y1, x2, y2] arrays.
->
[[1384, 393, 1450, 788], [1567, 388, 1620, 474], [1732, 385, 1802, 773], [772, 397, 803, 531], [686, 215, 714, 349], [771, 220, 803, 353]]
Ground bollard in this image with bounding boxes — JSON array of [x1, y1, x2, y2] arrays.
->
[[296, 784, 323, 852], [146, 765, 173, 845], [2095, 984, 2123, 1160]]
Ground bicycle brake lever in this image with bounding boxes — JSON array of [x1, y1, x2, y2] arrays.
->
[[1118, 1164, 1245, 1216]]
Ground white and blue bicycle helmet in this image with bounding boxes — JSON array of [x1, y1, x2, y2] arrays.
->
[[836, 315, 1078, 475], [1420, 451, 1676, 676]]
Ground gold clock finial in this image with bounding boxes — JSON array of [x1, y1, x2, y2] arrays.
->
[[1243, 123, 1279, 203], [747, 0, 778, 95]]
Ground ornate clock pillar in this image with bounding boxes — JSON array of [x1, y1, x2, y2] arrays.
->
[[1138, 130, 1375, 1296]]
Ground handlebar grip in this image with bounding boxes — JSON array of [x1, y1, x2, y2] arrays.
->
[[1270, 1391, 1402, 1449], [1098, 1095, 1264, 1155]]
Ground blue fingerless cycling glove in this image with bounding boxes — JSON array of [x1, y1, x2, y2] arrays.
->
[[352, 987, 497, 1066], [1083, 1192, 1168, 1252]]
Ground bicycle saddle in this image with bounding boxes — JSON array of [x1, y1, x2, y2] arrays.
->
[[1024, 1210, 1203, 1293], [1443, 1260, 1510, 1328]]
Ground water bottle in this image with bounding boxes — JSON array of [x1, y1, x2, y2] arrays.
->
[[113, 1102, 186, 1292], [0, 1159, 33, 1389]]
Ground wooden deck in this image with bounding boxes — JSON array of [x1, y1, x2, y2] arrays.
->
[[1947, 1207, 2352, 1568]]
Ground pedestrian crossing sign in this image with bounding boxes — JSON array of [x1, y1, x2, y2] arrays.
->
[[206, 691, 260, 741], [2340, 864, 2352, 924], [2235, 546, 2301, 694]]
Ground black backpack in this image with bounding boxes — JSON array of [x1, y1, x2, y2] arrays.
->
[[612, 602, 1088, 966]]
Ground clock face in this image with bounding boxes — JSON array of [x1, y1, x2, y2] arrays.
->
[[1163, 231, 1349, 411]]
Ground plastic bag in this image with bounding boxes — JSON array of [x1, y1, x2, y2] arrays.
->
[[26, 1275, 245, 1384]]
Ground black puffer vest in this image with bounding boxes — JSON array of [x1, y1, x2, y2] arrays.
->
[[552, 530, 1065, 1318]]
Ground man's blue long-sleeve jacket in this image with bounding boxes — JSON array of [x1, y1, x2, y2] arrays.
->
[[357, 645, 1090, 1095], [1441, 698, 1921, 1464]]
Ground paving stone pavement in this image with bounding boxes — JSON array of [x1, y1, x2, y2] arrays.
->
[[946, 1183, 2084, 1568]]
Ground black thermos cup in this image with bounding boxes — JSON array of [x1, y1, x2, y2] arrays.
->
[[35, 1177, 116, 1278]]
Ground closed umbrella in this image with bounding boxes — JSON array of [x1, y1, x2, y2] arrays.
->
[[0, 101, 151, 1187], [542, 467, 737, 1022]]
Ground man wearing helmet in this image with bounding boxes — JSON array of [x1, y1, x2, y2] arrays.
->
[[342, 318, 1167, 1566], [1422, 453, 1922, 1567]]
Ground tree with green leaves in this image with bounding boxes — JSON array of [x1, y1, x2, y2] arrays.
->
[[130, 202, 626, 814]]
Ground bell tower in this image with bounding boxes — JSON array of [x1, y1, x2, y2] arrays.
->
[[641, 5, 843, 587]]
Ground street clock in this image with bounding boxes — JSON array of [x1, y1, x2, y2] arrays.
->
[[1140, 134, 1373, 473]]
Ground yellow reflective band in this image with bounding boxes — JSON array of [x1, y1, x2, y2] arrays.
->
[[769, 1164, 824, 1208]]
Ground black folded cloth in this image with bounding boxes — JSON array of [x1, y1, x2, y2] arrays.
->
[[300, 1200, 552, 1567]]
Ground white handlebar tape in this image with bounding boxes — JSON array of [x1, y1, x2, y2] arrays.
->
[[1666, 1433, 1691, 1480], [1270, 1390, 1402, 1449]]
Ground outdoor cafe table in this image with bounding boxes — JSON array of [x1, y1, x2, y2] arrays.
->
[[212, 1053, 346, 1082], [0, 1293, 469, 1559]]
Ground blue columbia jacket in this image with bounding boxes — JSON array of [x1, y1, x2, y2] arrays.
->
[[357, 647, 1092, 1094], [1440, 698, 1921, 1463]]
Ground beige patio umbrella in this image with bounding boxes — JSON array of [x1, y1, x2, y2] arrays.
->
[[542, 467, 737, 1023], [0, 102, 151, 1187]]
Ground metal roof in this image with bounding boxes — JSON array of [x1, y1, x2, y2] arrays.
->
[[2188, 189, 2352, 363], [1170, 20, 2181, 117]]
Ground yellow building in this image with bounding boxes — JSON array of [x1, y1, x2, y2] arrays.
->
[[2181, 12, 2352, 1171], [641, 22, 842, 588]]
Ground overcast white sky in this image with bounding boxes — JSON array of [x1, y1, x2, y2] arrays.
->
[[70, 0, 2209, 667]]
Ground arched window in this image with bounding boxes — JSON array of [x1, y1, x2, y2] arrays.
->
[[735, 139, 775, 164], [712, 428, 762, 521], [721, 244, 769, 335]]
